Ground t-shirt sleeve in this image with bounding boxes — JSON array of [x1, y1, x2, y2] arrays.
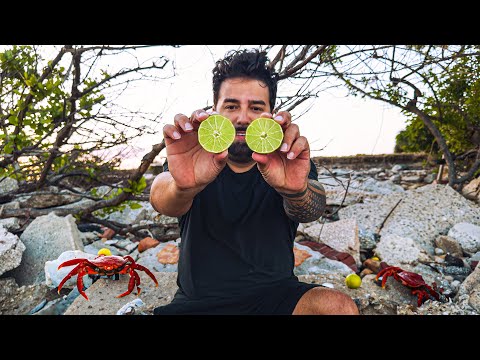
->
[[308, 159, 318, 181]]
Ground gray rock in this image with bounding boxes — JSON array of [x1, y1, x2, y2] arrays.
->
[[293, 242, 354, 276], [0, 277, 61, 315], [9, 213, 84, 286], [340, 184, 480, 255], [389, 174, 401, 183], [0, 177, 18, 195], [112, 238, 138, 253], [397, 297, 478, 315], [91, 185, 115, 198], [391, 164, 408, 172], [401, 175, 423, 183], [79, 231, 99, 246], [17, 189, 82, 209], [375, 234, 431, 265], [152, 213, 179, 225], [454, 264, 480, 312], [55, 198, 96, 211], [0, 226, 26, 276], [448, 222, 480, 254], [462, 177, 480, 202], [435, 235, 464, 258], [105, 201, 150, 225], [0, 201, 21, 231], [303, 218, 360, 265], [424, 173, 436, 184], [358, 228, 378, 250], [0, 217, 20, 232], [136, 240, 180, 273], [323, 177, 404, 207], [34, 287, 83, 315], [64, 271, 177, 315]]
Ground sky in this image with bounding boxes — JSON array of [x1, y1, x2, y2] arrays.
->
[[97, 45, 408, 169]]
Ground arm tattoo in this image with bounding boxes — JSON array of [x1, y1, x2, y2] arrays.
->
[[278, 179, 326, 223]]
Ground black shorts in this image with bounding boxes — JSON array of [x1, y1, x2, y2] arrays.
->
[[153, 279, 320, 315]]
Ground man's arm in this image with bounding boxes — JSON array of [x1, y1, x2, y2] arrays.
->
[[149, 171, 204, 217], [278, 179, 326, 223]]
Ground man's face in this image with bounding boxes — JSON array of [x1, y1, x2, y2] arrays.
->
[[214, 77, 271, 164]]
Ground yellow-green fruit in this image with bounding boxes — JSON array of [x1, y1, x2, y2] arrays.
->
[[245, 117, 283, 154], [345, 273, 362, 289], [97, 248, 112, 256]]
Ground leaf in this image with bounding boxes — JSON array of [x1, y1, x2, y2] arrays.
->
[[128, 202, 142, 210]]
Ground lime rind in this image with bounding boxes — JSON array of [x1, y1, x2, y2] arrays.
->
[[198, 115, 235, 153], [245, 117, 284, 154]]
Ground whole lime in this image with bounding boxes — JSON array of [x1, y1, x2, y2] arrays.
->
[[345, 273, 362, 289], [97, 248, 112, 256]]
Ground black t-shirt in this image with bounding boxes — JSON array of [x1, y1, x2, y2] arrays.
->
[[162, 160, 318, 299]]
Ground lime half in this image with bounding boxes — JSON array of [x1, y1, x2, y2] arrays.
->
[[245, 117, 284, 154], [198, 115, 235, 153]]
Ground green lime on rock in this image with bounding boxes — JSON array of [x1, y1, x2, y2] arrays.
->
[[345, 273, 362, 289], [245, 117, 284, 154], [198, 115, 236, 153]]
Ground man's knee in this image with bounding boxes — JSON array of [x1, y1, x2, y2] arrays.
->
[[293, 287, 359, 315]]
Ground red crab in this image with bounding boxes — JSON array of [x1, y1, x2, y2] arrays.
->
[[57, 254, 158, 300], [375, 262, 442, 306]]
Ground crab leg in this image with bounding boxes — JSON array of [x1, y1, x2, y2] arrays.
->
[[375, 270, 391, 288], [57, 258, 86, 269], [425, 284, 440, 300], [76, 269, 89, 300], [117, 270, 136, 298], [133, 263, 159, 287], [132, 270, 141, 295], [57, 264, 83, 293], [411, 289, 429, 306]]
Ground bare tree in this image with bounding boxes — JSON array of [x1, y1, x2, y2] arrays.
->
[[247, 45, 480, 190], [321, 45, 480, 189], [0, 45, 176, 236]]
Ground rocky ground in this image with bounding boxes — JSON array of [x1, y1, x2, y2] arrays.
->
[[1, 155, 480, 316]]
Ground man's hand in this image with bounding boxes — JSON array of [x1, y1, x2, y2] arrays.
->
[[251, 110, 310, 195], [162, 109, 229, 191]]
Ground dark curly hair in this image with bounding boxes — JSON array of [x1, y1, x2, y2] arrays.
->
[[212, 49, 278, 112]]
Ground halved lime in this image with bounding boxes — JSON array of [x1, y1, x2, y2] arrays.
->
[[197, 115, 235, 153], [245, 117, 284, 154]]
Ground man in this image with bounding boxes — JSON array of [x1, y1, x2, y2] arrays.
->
[[150, 49, 359, 315]]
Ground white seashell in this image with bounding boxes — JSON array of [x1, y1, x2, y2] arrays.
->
[[116, 298, 145, 315]]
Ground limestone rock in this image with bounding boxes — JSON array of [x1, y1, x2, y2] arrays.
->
[[10, 213, 83, 286], [0, 226, 26, 276]]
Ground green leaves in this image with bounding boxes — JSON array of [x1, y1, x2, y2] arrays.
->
[[397, 48, 480, 155], [124, 177, 147, 195]]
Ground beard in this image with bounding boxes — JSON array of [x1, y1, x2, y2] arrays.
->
[[228, 141, 253, 164]]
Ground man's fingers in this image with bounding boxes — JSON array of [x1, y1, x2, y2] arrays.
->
[[273, 111, 292, 130], [213, 150, 229, 168], [190, 109, 211, 125], [286, 136, 310, 160], [279, 123, 299, 154], [173, 113, 197, 133], [163, 124, 182, 141]]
